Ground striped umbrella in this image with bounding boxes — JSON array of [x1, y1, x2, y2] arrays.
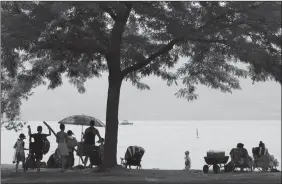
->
[[58, 115, 105, 127]]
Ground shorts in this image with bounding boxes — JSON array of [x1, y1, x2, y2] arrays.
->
[[34, 149, 43, 160]]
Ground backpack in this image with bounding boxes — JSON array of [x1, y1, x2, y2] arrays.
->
[[42, 137, 50, 155]]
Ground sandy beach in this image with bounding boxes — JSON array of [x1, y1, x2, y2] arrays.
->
[[1, 164, 281, 184]]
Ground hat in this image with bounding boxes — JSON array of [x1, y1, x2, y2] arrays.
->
[[19, 133, 26, 139], [67, 130, 74, 135]]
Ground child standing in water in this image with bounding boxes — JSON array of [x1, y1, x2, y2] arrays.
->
[[184, 151, 191, 171], [13, 133, 28, 172]]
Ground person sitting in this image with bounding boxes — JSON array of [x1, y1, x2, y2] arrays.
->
[[258, 141, 269, 156], [230, 143, 251, 171], [253, 141, 270, 171], [47, 149, 61, 168], [66, 130, 78, 169]]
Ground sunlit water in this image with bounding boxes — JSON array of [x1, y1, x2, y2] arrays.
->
[[1, 121, 281, 170]]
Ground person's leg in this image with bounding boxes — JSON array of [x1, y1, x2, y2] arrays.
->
[[15, 161, 19, 172], [71, 152, 74, 168], [61, 156, 65, 171], [84, 156, 88, 167], [68, 152, 71, 169], [36, 159, 40, 172], [34, 150, 41, 172]]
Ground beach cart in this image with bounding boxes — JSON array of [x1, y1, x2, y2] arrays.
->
[[203, 151, 229, 174]]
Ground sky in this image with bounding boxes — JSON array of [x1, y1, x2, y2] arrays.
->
[[20, 71, 281, 121]]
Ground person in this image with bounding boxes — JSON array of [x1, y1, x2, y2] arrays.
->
[[230, 143, 251, 171], [66, 130, 77, 169], [47, 149, 61, 168], [56, 123, 69, 172], [184, 151, 191, 170], [97, 138, 105, 162], [13, 133, 29, 172], [259, 141, 269, 156], [28, 122, 51, 172], [83, 120, 102, 168]]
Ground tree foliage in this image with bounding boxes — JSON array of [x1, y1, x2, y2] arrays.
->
[[1, 1, 281, 167]]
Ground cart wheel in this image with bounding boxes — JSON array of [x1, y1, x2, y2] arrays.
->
[[213, 165, 220, 174], [203, 165, 209, 173]]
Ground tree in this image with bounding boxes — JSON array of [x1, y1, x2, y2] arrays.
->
[[1, 1, 281, 169]]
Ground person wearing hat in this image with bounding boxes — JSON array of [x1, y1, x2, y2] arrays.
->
[[66, 130, 77, 169], [83, 120, 102, 168], [13, 133, 28, 172]]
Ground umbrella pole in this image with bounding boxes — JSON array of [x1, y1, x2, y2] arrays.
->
[[78, 125, 84, 165]]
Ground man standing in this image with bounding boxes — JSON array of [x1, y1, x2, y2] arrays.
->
[[83, 120, 102, 168], [66, 130, 77, 169], [28, 122, 51, 172]]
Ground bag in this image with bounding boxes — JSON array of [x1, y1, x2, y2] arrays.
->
[[42, 137, 50, 155]]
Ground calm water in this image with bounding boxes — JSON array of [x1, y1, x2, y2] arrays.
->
[[1, 121, 281, 170]]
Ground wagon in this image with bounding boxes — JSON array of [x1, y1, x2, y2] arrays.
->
[[203, 156, 229, 173]]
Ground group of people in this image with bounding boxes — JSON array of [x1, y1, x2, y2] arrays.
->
[[183, 141, 277, 172], [13, 120, 104, 172]]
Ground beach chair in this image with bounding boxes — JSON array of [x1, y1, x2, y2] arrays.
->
[[252, 147, 275, 171], [121, 146, 145, 169], [230, 148, 253, 172]]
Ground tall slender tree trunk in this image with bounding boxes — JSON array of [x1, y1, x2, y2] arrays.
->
[[101, 73, 122, 169]]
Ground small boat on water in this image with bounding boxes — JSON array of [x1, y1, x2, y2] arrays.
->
[[119, 120, 133, 125]]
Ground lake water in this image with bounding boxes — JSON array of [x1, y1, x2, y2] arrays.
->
[[1, 120, 281, 170]]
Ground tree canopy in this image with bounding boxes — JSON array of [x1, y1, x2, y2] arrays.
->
[[1, 1, 281, 168]]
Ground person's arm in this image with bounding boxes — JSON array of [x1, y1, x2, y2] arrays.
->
[[56, 133, 59, 143], [74, 138, 78, 146], [95, 129, 102, 141], [83, 128, 88, 139], [27, 125, 32, 136]]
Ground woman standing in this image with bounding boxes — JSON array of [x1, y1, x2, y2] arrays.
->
[[13, 133, 28, 172], [56, 123, 69, 172]]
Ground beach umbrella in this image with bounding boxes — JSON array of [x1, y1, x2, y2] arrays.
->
[[58, 115, 105, 127]]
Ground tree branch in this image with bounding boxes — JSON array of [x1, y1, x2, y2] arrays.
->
[[121, 37, 182, 77], [121, 2, 264, 78]]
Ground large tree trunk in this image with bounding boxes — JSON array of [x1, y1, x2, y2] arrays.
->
[[101, 74, 122, 169]]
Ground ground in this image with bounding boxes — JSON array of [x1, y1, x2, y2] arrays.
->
[[1, 164, 281, 184]]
